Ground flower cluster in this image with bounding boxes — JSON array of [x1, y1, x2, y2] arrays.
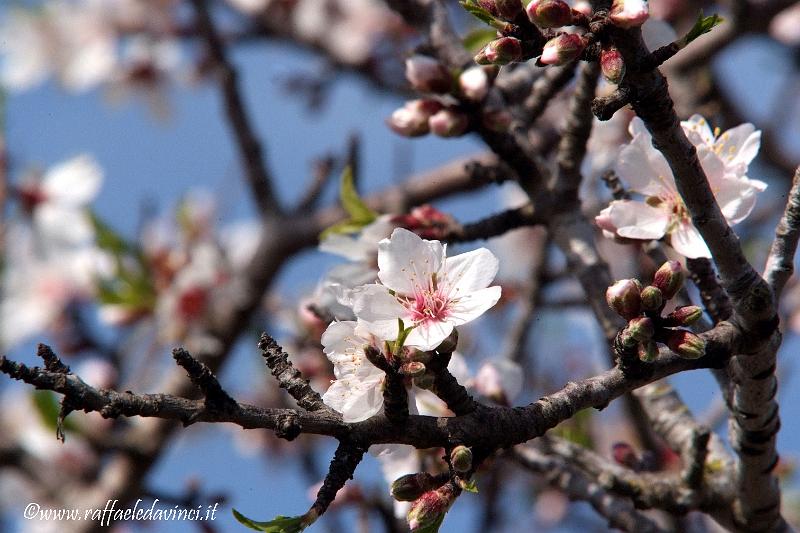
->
[[606, 261, 706, 361], [596, 115, 766, 258]]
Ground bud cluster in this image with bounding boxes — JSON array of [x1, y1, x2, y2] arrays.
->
[[606, 260, 707, 361], [388, 56, 504, 138]]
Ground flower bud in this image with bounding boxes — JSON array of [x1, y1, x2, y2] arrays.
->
[[473, 48, 492, 65], [477, 0, 499, 16], [429, 108, 469, 138], [627, 316, 654, 342], [392, 472, 442, 502], [639, 285, 663, 311], [538, 33, 586, 66], [405, 55, 452, 94], [665, 305, 703, 327], [637, 340, 658, 362], [666, 330, 706, 360], [481, 108, 513, 132], [459, 66, 490, 101], [483, 37, 523, 65], [387, 99, 442, 137], [600, 46, 625, 84], [612, 442, 639, 469], [652, 260, 684, 300], [407, 483, 457, 532], [609, 0, 649, 29], [400, 361, 427, 377], [573, 1, 592, 17], [450, 445, 473, 473], [526, 0, 573, 28], [606, 279, 642, 319], [494, 0, 524, 20]]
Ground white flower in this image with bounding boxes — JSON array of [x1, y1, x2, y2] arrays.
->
[[352, 228, 501, 351], [320, 321, 386, 423], [19, 154, 104, 248], [596, 117, 766, 259], [372, 444, 420, 518]]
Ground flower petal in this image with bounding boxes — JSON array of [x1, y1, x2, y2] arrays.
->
[[377, 228, 444, 294], [444, 247, 499, 295], [351, 285, 407, 341], [669, 222, 711, 258], [681, 114, 715, 147], [606, 200, 669, 239], [403, 319, 454, 351], [447, 286, 501, 326], [322, 371, 385, 423], [716, 123, 760, 169], [42, 154, 103, 207]]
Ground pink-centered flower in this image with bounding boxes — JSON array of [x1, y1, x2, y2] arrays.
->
[[596, 116, 766, 259], [352, 228, 501, 351]]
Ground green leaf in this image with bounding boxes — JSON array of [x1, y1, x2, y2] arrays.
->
[[460, 479, 479, 493], [682, 11, 724, 46], [232, 510, 312, 532], [462, 28, 497, 53], [90, 211, 134, 256], [318, 220, 371, 241], [31, 391, 77, 434], [339, 166, 376, 224], [459, 1, 498, 26]]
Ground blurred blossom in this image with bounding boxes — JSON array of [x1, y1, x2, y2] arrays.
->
[[17, 154, 104, 248], [372, 444, 421, 518], [471, 358, 523, 404], [319, 216, 396, 262], [225, 0, 273, 16], [770, 3, 800, 46], [0, 3, 116, 92]]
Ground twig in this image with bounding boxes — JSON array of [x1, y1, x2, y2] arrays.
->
[[363, 347, 409, 423], [764, 166, 800, 300], [428, 350, 479, 416], [682, 427, 711, 490], [310, 441, 368, 518], [516, 63, 577, 126], [259, 333, 327, 412], [172, 348, 238, 413], [189, 0, 279, 214], [444, 203, 544, 243]]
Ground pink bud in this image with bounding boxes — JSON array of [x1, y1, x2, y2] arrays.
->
[[666, 330, 706, 360], [538, 33, 586, 66], [484, 37, 523, 65], [459, 66, 490, 101], [651, 260, 684, 300], [387, 99, 442, 137], [600, 46, 626, 84], [494, 0, 524, 20], [573, 1, 592, 17], [392, 473, 443, 502], [405, 55, 452, 94], [664, 306, 703, 327], [606, 279, 642, 319], [407, 483, 458, 531], [612, 442, 639, 469], [526, 0, 573, 28], [429, 108, 469, 137], [609, 0, 649, 29]]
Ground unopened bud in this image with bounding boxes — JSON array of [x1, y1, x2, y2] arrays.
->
[[526, 0, 573, 28], [400, 361, 427, 377], [413, 372, 436, 390], [405, 55, 452, 94], [639, 285, 663, 311], [538, 33, 586, 66], [391, 472, 442, 502], [481, 108, 513, 132], [477, 0, 499, 16], [429, 108, 469, 137], [459, 66, 490, 101], [652, 260, 684, 300], [407, 483, 458, 532], [606, 279, 642, 319], [484, 37, 523, 65], [450, 446, 473, 473], [627, 317, 654, 342], [637, 340, 658, 362], [435, 329, 459, 353], [600, 46, 626, 84], [609, 0, 649, 29], [494, 0, 524, 20], [387, 99, 442, 137], [666, 330, 706, 360], [473, 48, 492, 65], [665, 305, 703, 327], [612, 442, 639, 469], [573, 1, 592, 17]]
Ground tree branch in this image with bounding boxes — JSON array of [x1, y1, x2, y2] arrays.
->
[[764, 165, 800, 300]]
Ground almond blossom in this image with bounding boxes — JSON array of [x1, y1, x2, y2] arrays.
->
[[352, 228, 501, 351], [596, 116, 766, 259]]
